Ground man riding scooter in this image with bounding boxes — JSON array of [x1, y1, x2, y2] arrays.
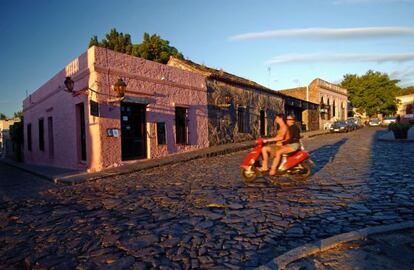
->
[[269, 115, 301, 176], [258, 113, 290, 173], [240, 114, 311, 182]]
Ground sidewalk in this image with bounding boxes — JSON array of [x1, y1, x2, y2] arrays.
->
[[0, 129, 330, 185], [378, 126, 414, 141], [260, 221, 414, 270]]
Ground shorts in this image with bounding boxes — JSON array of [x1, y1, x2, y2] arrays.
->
[[288, 142, 300, 151], [268, 144, 281, 157]]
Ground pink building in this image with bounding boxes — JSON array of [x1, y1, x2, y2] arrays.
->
[[23, 46, 209, 172]]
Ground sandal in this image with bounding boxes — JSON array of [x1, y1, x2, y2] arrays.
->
[[269, 168, 279, 176], [257, 167, 269, 172]]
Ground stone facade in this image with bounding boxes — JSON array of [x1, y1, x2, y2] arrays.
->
[[0, 119, 19, 154], [206, 80, 283, 145], [310, 79, 348, 129], [276, 87, 319, 131], [396, 94, 414, 119], [168, 57, 285, 145], [280, 79, 348, 129]]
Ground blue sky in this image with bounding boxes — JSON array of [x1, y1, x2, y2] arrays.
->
[[1, 0, 414, 117]]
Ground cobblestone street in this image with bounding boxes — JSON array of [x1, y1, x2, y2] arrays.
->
[[286, 228, 414, 270], [1, 127, 413, 269]]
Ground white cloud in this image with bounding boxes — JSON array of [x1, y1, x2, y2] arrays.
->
[[333, 0, 412, 5], [229, 27, 414, 41], [390, 66, 414, 86], [266, 52, 414, 64]]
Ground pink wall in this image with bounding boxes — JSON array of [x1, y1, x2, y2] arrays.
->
[[23, 46, 209, 172], [23, 51, 92, 170]]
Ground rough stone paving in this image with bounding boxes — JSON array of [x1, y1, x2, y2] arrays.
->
[[286, 229, 414, 270], [1, 128, 413, 269]]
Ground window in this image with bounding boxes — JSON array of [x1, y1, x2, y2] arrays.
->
[[38, 118, 44, 151], [333, 100, 336, 117], [327, 98, 331, 120], [157, 122, 166, 145], [27, 124, 32, 151], [260, 110, 266, 136], [175, 107, 188, 144], [238, 107, 246, 133], [48, 117, 54, 159], [90, 100, 99, 117]]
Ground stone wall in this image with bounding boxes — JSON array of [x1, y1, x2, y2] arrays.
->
[[279, 87, 307, 101], [207, 80, 284, 146]]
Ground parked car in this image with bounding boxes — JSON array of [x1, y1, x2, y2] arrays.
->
[[330, 121, 349, 133], [368, 118, 381, 127], [347, 117, 364, 129], [382, 116, 397, 126], [346, 118, 358, 131]]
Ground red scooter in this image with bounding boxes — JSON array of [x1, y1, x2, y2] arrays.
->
[[240, 138, 314, 183]]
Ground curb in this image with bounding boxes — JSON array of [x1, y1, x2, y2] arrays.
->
[[377, 138, 414, 142], [0, 130, 330, 186], [0, 141, 256, 186], [56, 141, 256, 185], [256, 221, 414, 270], [0, 158, 55, 182]]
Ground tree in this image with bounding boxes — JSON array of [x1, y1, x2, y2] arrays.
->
[[341, 70, 400, 116], [88, 29, 183, 64], [89, 28, 133, 55], [133, 33, 183, 63], [13, 111, 23, 119], [0, 113, 6, 120]]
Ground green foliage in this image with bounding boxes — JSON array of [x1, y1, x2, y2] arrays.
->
[[89, 28, 133, 55], [0, 113, 6, 120], [389, 122, 410, 131], [88, 29, 183, 64], [340, 70, 400, 116], [388, 122, 410, 139], [13, 111, 23, 119]]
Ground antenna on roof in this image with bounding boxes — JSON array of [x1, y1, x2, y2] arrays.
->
[[267, 66, 271, 87]]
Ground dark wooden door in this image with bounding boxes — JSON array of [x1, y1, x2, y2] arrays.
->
[[77, 103, 87, 161], [260, 110, 265, 136], [121, 102, 146, 160]]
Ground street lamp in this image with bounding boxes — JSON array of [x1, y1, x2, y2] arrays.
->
[[64, 76, 74, 92], [113, 78, 127, 98]]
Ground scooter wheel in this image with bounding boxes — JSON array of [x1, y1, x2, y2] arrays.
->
[[240, 168, 257, 183], [297, 161, 312, 180]]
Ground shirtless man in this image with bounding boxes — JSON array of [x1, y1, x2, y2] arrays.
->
[[269, 115, 301, 176], [258, 113, 290, 172]]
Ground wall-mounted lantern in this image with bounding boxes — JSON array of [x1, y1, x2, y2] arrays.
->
[[64, 76, 74, 92], [113, 78, 127, 98], [218, 93, 232, 108], [224, 94, 232, 104]]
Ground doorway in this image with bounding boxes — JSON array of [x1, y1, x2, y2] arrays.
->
[[260, 110, 265, 136], [121, 102, 147, 160], [76, 103, 87, 161]]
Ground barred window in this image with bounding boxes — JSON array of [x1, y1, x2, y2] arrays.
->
[[238, 107, 246, 133], [157, 122, 166, 145]]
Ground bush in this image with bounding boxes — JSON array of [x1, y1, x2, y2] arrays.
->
[[388, 122, 410, 139]]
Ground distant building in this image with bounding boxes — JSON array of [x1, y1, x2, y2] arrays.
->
[[0, 119, 19, 155], [396, 93, 414, 121], [279, 79, 348, 129], [168, 57, 319, 144], [23, 46, 209, 172]]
